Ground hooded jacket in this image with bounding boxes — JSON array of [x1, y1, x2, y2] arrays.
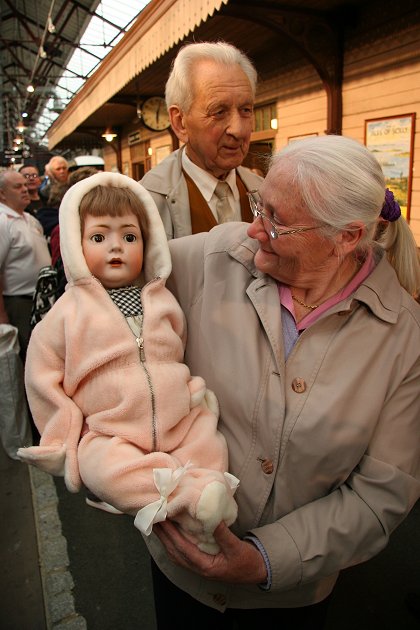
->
[[18, 173, 238, 550]]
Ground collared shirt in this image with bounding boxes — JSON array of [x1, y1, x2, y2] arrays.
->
[[0, 202, 51, 295], [182, 150, 241, 220], [278, 251, 376, 331]]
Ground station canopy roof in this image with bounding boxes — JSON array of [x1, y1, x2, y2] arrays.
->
[[3, 0, 415, 155], [1, 0, 151, 149]]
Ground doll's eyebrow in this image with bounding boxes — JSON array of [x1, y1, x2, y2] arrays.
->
[[89, 222, 139, 229]]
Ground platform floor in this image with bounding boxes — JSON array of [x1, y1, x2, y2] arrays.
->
[[1, 442, 419, 629]]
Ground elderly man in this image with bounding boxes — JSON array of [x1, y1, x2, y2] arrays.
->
[[0, 170, 51, 358], [141, 42, 263, 239], [39, 155, 69, 202], [19, 164, 43, 215]]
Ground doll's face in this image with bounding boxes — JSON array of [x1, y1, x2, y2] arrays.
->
[[82, 210, 143, 289]]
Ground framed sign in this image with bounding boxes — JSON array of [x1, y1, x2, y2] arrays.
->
[[365, 114, 415, 220]]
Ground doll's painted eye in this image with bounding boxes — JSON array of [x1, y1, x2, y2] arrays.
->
[[124, 233, 137, 243], [90, 234, 104, 243]]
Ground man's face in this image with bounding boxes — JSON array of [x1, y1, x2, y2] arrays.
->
[[50, 159, 69, 183], [0, 172, 30, 213], [20, 166, 41, 193], [174, 60, 254, 179]]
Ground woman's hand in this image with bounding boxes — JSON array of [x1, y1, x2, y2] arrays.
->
[[153, 520, 267, 584]]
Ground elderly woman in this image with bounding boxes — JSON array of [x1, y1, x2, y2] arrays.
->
[[146, 135, 420, 629]]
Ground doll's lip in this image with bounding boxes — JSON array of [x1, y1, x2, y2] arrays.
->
[[109, 258, 123, 266]]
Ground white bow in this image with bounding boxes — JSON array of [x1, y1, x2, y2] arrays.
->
[[134, 462, 192, 535], [224, 471, 240, 492]]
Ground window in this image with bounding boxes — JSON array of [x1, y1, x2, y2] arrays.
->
[[254, 103, 277, 132]]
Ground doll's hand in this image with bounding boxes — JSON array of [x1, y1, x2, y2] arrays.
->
[[153, 520, 267, 585]]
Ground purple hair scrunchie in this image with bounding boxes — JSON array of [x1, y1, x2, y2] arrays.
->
[[381, 188, 401, 222]]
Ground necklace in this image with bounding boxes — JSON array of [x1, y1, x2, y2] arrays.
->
[[291, 294, 320, 310], [290, 257, 364, 312]]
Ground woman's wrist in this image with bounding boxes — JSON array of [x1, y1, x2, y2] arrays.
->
[[243, 535, 272, 589]]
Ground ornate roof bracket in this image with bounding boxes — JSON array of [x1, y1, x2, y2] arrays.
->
[[222, 2, 357, 135]]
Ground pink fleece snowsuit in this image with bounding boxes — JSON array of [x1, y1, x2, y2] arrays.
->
[[18, 172, 238, 554]]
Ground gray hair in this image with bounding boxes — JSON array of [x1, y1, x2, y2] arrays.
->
[[47, 155, 69, 167], [270, 134, 420, 295], [165, 41, 257, 112], [45, 155, 69, 177], [0, 170, 20, 190]]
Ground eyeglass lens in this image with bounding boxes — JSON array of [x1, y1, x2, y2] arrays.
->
[[23, 173, 39, 179], [248, 192, 279, 239]]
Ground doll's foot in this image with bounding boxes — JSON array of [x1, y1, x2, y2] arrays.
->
[[195, 478, 238, 553], [196, 481, 238, 534]]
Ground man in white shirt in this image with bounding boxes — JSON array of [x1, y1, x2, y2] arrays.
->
[[0, 170, 51, 358], [141, 41, 263, 239]]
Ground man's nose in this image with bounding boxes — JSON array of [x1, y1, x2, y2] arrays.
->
[[226, 110, 248, 137]]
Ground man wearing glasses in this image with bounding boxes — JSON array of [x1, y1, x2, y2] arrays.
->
[[19, 165, 43, 216]]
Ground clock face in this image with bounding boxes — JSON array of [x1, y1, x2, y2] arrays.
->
[[141, 96, 171, 131]]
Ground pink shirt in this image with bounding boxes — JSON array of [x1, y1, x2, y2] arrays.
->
[[278, 251, 376, 331]]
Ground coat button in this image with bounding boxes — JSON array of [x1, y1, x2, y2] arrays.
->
[[213, 593, 226, 606], [292, 377, 306, 393], [258, 458, 274, 474]]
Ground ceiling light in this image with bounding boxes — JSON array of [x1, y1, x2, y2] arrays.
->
[[40, 46, 47, 59], [48, 17, 56, 33], [22, 112, 29, 118], [27, 84, 35, 93], [101, 127, 117, 142], [16, 119, 27, 133]]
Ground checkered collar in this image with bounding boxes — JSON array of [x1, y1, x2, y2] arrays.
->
[[106, 285, 142, 317]]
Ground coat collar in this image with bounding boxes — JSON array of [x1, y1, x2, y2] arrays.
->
[[142, 146, 262, 198], [223, 226, 403, 324], [352, 249, 402, 323]]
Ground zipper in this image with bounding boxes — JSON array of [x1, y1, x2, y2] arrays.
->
[[136, 287, 158, 452], [101, 276, 160, 452], [137, 336, 145, 362]]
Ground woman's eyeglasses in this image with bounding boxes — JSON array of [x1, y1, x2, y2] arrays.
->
[[247, 190, 322, 239], [23, 173, 40, 180]]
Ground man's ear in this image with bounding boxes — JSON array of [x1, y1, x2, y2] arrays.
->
[[334, 222, 365, 257], [169, 106, 188, 144]]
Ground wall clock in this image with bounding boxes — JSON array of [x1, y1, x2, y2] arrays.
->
[[141, 96, 171, 131]]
